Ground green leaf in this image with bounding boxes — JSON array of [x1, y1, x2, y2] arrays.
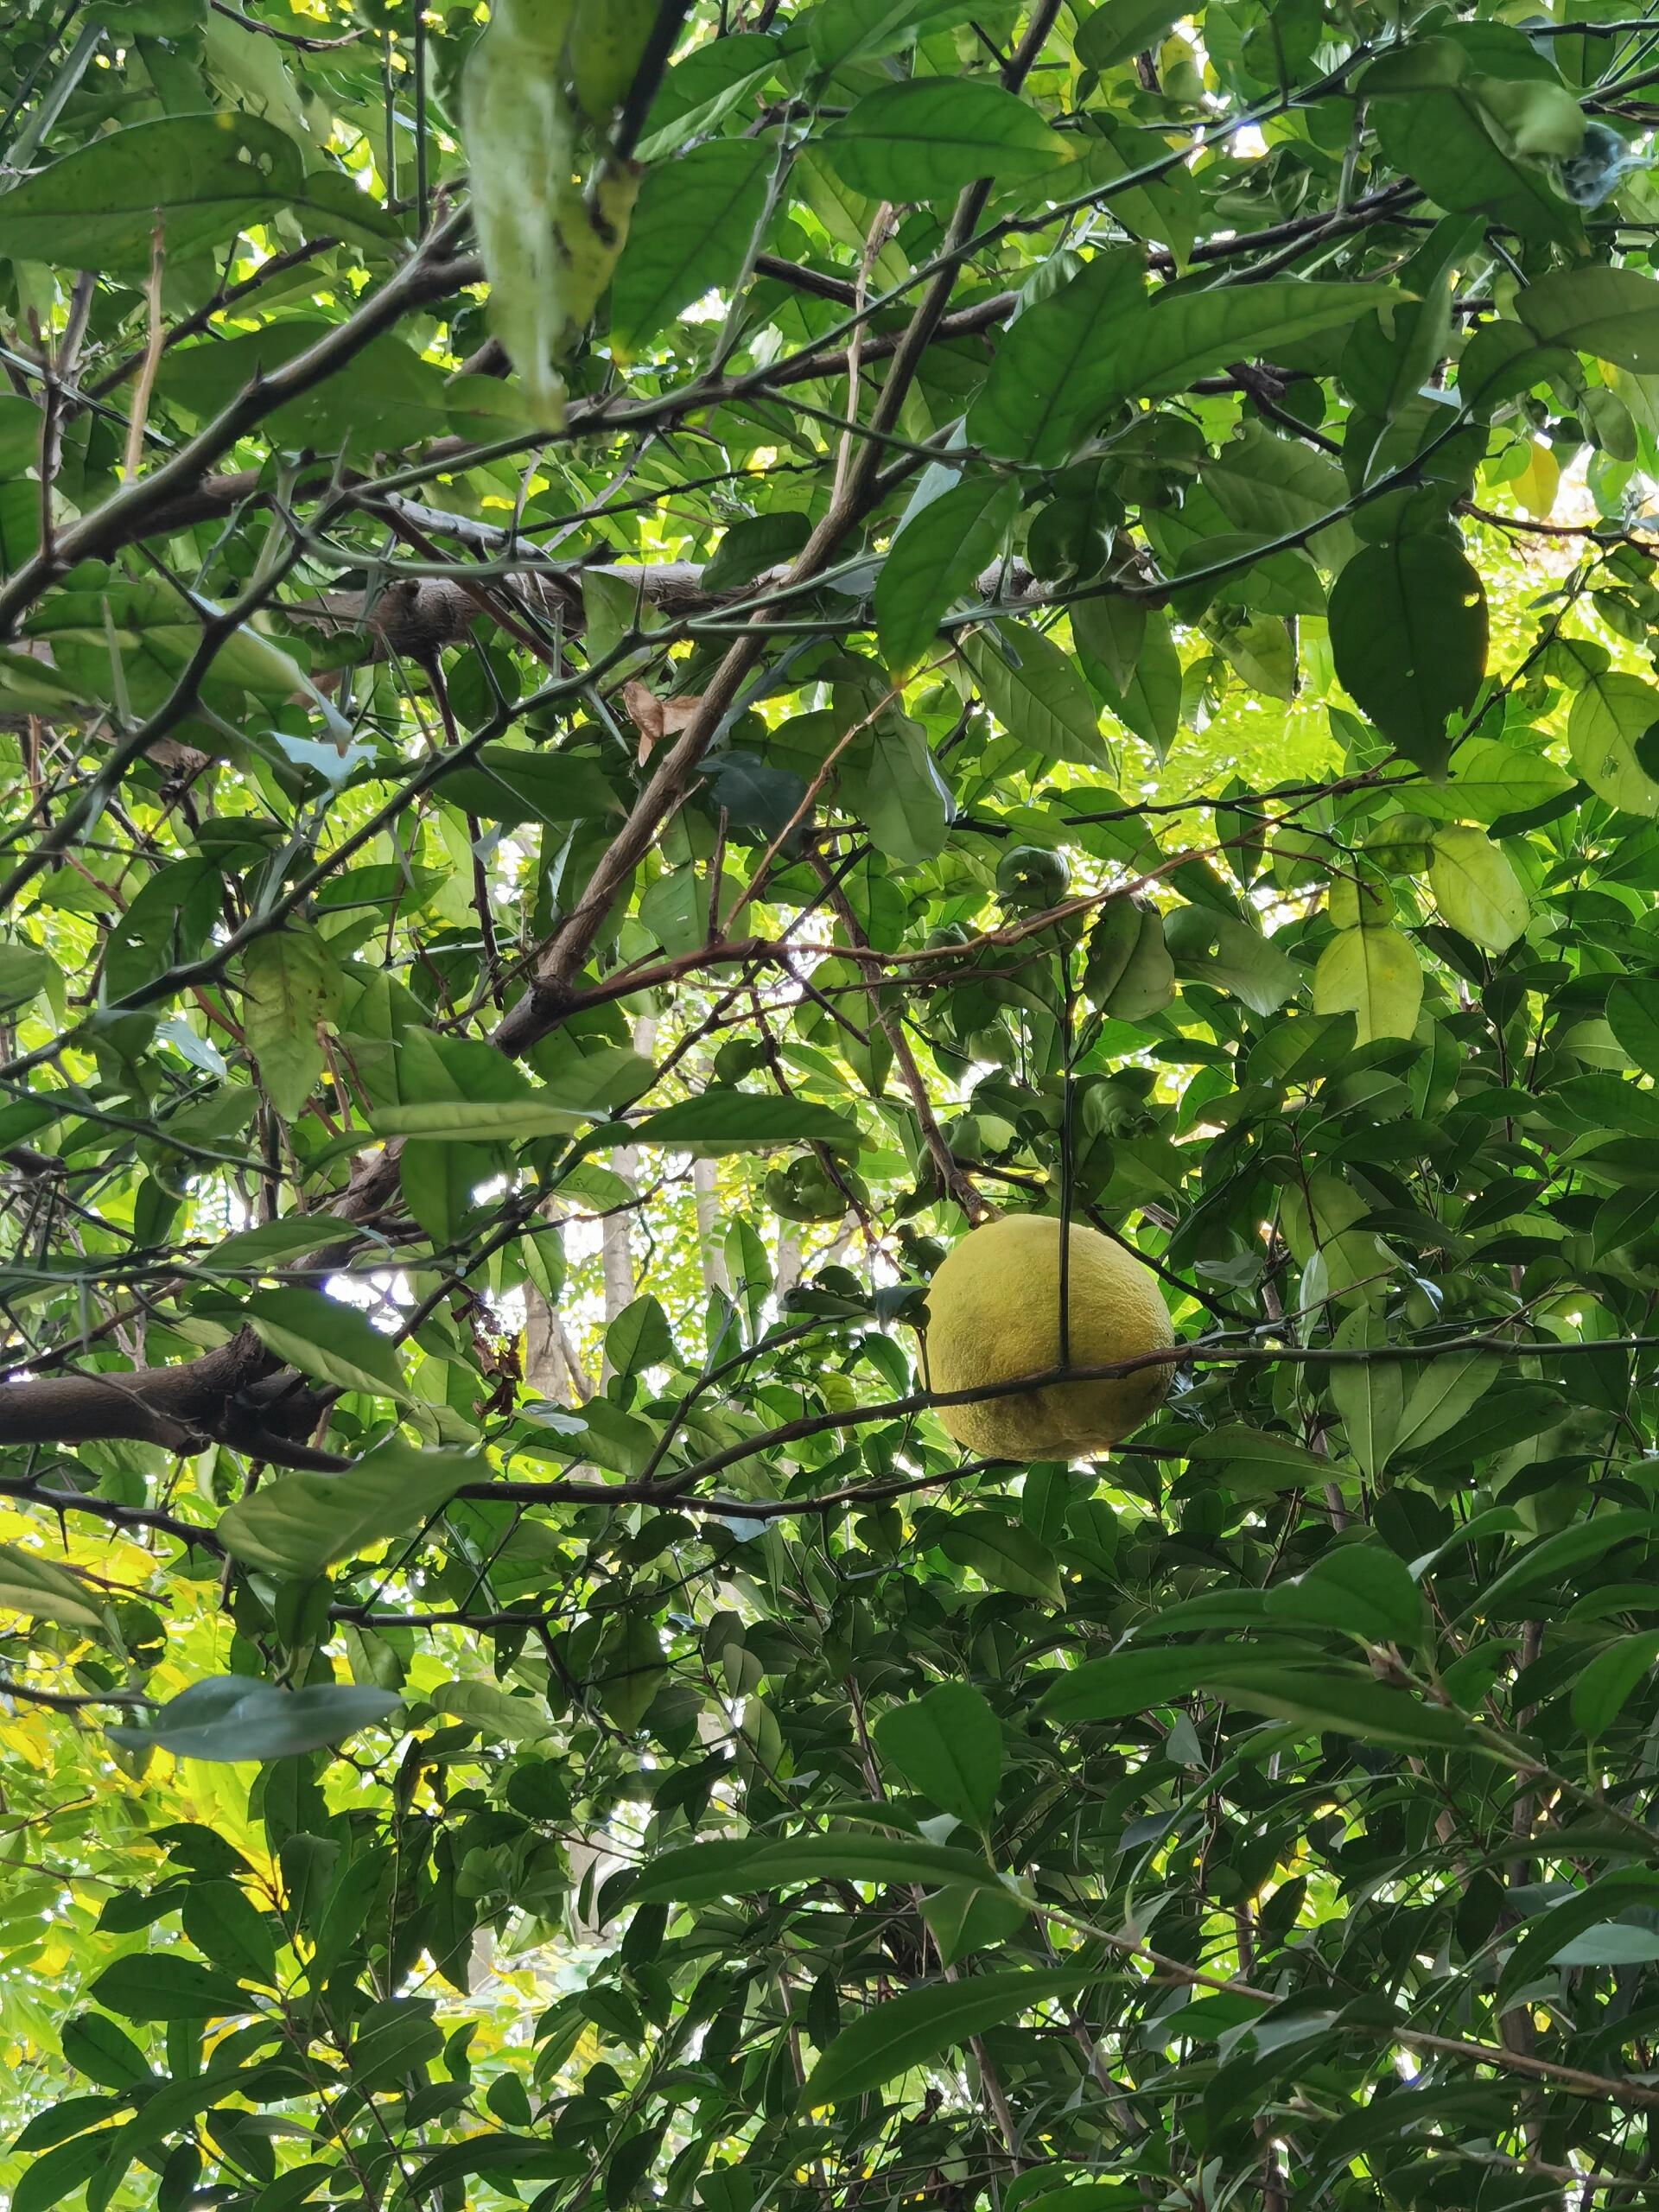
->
[[855, 715, 952, 863], [968, 252, 1146, 466], [181, 1879, 279, 1985], [1325, 1311, 1404, 1479], [1391, 1355, 1500, 1459], [0, 114, 308, 274], [1184, 1426, 1333, 1497], [1493, 1876, 1659, 2006], [0, 942, 54, 1011], [1476, 74, 1586, 160], [0, 399, 43, 479], [639, 34, 779, 159], [1094, 282, 1397, 413], [102, 861, 219, 1010], [1427, 826, 1529, 953], [243, 1286, 410, 1406], [1329, 538, 1487, 772], [1553, 1923, 1659, 1966], [1071, 593, 1143, 696], [163, 323, 460, 454], [1607, 977, 1659, 1074], [1517, 265, 1659, 374], [107, 1677, 402, 1762], [874, 1682, 1003, 1830], [963, 621, 1105, 766], [1017, 2192, 1143, 2212], [432, 745, 620, 827], [1204, 423, 1354, 567], [976, 274, 1383, 463], [241, 931, 335, 1122], [631, 1833, 1016, 1904], [938, 1512, 1065, 1603], [372, 1097, 582, 1142], [1205, 610, 1298, 702], [1198, 1669, 1486, 1754], [1084, 897, 1175, 1020], [700, 749, 810, 842], [1470, 1510, 1657, 1623], [245, 2165, 339, 2209], [612, 139, 772, 355], [407, 2139, 583, 2194], [88, 1953, 250, 2023], [1410, 736, 1574, 824], [1567, 670, 1659, 814], [13, 2136, 120, 2212], [430, 1679, 552, 1744], [1166, 908, 1299, 1015], [1557, 1071, 1659, 1140], [806, 0, 980, 71], [628, 1091, 863, 1153], [1312, 925, 1422, 1045], [1345, 237, 1471, 423], [1076, 0, 1185, 72], [1362, 36, 1580, 245], [802, 1968, 1097, 2106], [819, 78, 1071, 201], [1038, 1645, 1218, 1722], [59, 2015, 153, 2092], [1571, 1632, 1659, 1739], [920, 1881, 1031, 1967], [700, 512, 812, 594], [462, 10, 590, 427], [1074, 598, 1182, 758], [201, 1217, 335, 1275], [217, 1440, 477, 1580], [606, 1294, 676, 1379], [1268, 1544, 1422, 1648], [597, 1612, 666, 1732], [876, 477, 1020, 673]]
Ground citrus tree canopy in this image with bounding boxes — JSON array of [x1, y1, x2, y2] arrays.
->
[[5, 0, 1659, 2205]]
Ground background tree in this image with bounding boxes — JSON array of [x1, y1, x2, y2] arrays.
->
[[4, 0, 1659, 2205]]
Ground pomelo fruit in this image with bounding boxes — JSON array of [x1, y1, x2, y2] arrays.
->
[[923, 1215, 1173, 1459]]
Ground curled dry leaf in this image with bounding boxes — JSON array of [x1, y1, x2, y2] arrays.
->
[[620, 678, 709, 762]]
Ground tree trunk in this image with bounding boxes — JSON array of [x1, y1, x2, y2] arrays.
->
[[600, 1014, 656, 1378], [521, 1281, 590, 1404], [775, 1224, 803, 1301], [692, 1156, 731, 1299]]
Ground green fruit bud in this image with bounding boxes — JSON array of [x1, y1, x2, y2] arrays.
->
[[995, 844, 1069, 912], [766, 1154, 857, 1224]]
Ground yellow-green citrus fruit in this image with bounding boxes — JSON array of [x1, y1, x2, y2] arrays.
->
[[923, 1215, 1173, 1459]]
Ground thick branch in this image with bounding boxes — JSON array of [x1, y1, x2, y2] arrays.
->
[[0, 1329, 328, 1463], [290, 548, 1042, 663]]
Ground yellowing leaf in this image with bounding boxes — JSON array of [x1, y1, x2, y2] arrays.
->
[[1313, 923, 1423, 1042], [1567, 670, 1659, 814], [1512, 439, 1560, 518], [0, 1542, 105, 1632], [1427, 825, 1529, 952]]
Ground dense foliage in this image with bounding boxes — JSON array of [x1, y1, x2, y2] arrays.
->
[[11, 0, 1659, 2204]]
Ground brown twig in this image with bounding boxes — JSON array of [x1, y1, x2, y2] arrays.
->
[[122, 216, 167, 485]]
